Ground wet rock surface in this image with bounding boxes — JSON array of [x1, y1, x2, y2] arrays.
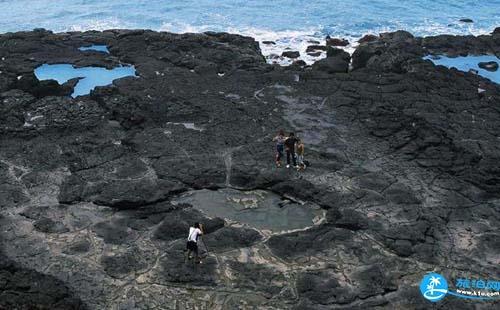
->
[[282, 51, 301, 59], [478, 61, 499, 71], [0, 28, 499, 309], [325, 36, 349, 47]]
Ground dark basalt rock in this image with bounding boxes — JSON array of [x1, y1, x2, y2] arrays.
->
[[352, 30, 422, 72], [92, 220, 134, 244], [157, 240, 218, 285], [328, 209, 369, 231], [459, 18, 474, 23], [311, 56, 347, 73], [292, 59, 307, 67], [478, 60, 499, 71], [282, 50, 300, 58], [325, 36, 349, 47], [312, 48, 350, 73], [1, 28, 500, 309], [33, 217, 70, 233], [203, 226, 262, 252], [101, 248, 148, 278], [227, 261, 287, 296], [306, 51, 321, 57], [358, 34, 378, 43], [153, 208, 224, 241], [63, 240, 92, 255], [266, 225, 355, 259], [305, 45, 328, 53], [0, 252, 86, 309], [296, 264, 397, 307]]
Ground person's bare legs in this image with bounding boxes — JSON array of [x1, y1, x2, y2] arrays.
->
[[184, 248, 191, 262], [194, 247, 201, 264]]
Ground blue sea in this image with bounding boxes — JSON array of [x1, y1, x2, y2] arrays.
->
[[1, 0, 499, 64]]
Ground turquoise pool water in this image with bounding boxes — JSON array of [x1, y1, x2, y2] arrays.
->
[[79, 45, 110, 53], [424, 55, 499, 83], [34, 63, 136, 97]]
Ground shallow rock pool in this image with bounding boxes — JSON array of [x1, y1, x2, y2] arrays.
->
[[79, 45, 110, 53], [173, 188, 325, 233], [424, 54, 499, 83], [34, 63, 136, 97]]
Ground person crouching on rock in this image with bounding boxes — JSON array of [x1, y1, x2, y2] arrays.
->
[[272, 129, 286, 167], [285, 132, 299, 168], [296, 138, 305, 171], [186, 222, 203, 264]]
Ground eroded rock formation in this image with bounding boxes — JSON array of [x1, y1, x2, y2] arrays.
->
[[0, 28, 499, 309]]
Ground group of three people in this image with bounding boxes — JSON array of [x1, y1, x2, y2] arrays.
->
[[185, 131, 306, 264], [273, 130, 306, 170]]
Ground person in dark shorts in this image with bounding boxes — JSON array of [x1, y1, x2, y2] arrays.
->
[[273, 129, 286, 167], [285, 132, 299, 168], [186, 222, 203, 264]]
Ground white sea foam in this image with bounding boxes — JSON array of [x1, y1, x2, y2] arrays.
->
[[57, 19, 499, 67], [162, 21, 497, 66], [160, 23, 337, 65], [64, 18, 130, 32]]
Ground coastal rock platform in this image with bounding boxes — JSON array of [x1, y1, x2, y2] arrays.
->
[[0, 28, 499, 309]]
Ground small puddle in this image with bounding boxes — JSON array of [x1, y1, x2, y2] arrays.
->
[[79, 45, 110, 53], [424, 55, 499, 84], [173, 188, 325, 233], [34, 64, 136, 97]]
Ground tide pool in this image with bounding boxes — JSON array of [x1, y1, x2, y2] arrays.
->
[[174, 188, 324, 232], [424, 55, 500, 84], [79, 45, 110, 53], [34, 64, 136, 97]]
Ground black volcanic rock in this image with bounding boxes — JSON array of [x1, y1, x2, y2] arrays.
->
[[306, 45, 328, 53], [306, 51, 321, 57], [312, 48, 350, 73], [63, 240, 92, 255], [0, 251, 86, 309], [292, 59, 307, 67], [153, 208, 224, 241], [478, 60, 498, 71], [358, 34, 378, 43], [459, 18, 474, 23], [325, 36, 349, 46], [352, 30, 423, 72], [33, 217, 70, 233], [203, 226, 262, 252], [282, 50, 300, 58]]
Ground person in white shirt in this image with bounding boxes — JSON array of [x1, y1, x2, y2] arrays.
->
[[185, 222, 203, 264]]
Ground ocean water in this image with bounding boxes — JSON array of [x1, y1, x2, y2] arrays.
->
[[1, 1, 499, 64]]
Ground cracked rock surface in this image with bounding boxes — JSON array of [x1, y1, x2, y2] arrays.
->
[[0, 28, 499, 309]]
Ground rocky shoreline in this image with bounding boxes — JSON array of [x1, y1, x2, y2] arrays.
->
[[0, 28, 499, 309]]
